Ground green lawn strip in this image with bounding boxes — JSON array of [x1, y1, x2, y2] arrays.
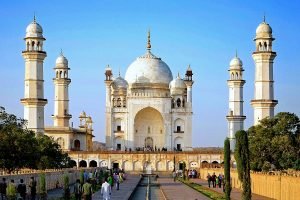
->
[[178, 178, 225, 200]]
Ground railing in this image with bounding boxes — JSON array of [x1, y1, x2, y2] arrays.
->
[[68, 150, 223, 154]]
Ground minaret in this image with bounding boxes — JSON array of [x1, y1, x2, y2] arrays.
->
[[20, 16, 47, 134], [104, 65, 113, 149], [226, 53, 246, 149], [251, 17, 277, 125], [184, 65, 194, 106], [52, 51, 71, 127]]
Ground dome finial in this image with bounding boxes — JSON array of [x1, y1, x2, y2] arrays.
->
[[33, 12, 36, 22], [118, 67, 121, 77], [263, 12, 266, 22], [60, 48, 63, 56], [235, 49, 238, 57], [147, 29, 151, 51]]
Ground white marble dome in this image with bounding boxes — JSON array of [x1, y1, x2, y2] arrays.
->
[[26, 20, 43, 38], [56, 55, 68, 66], [230, 56, 243, 69], [125, 51, 173, 85], [112, 76, 128, 89], [170, 74, 186, 89], [256, 22, 272, 36]]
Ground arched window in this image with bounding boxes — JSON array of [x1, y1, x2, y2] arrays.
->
[[231, 72, 234, 80], [117, 98, 121, 107], [59, 71, 62, 78], [176, 98, 181, 107], [74, 140, 80, 150], [236, 72, 239, 79], [79, 160, 87, 167], [56, 71, 59, 78], [171, 99, 175, 108], [123, 98, 126, 108], [259, 42, 262, 51], [264, 42, 267, 51], [64, 71, 67, 78], [31, 41, 35, 50], [37, 41, 40, 51]]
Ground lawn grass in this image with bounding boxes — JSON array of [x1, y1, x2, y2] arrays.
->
[[178, 178, 226, 200]]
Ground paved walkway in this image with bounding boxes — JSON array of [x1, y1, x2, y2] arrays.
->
[[192, 179, 274, 200], [93, 175, 141, 200], [158, 177, 210, 200]]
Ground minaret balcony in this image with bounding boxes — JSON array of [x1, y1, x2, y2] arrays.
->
[[114, 130, 124, 137], [112, 107, 127, 112]]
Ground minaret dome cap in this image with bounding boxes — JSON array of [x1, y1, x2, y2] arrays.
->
[[229, 56, 243, 69], [56, 54, 68, 66], [25, 19, 43, 38], [256, 22, 272, 36]]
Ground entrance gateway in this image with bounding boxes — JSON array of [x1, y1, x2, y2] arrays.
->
[[145, 137, 153, 148]]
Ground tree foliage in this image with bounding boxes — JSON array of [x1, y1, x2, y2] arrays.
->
[[235, 130, 251, 200], [248, 112, 300, 171], [224, 138, 231, 200], [0, 107, 71, 173]]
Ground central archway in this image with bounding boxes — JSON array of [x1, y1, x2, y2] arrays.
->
[[134, 107, 164, 149]]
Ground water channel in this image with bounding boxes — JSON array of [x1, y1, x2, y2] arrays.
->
[[130, 174, 166, 200]]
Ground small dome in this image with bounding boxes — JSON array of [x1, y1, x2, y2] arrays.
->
[[25, 20, 43, 38], [230, 56, 243, 68], [125, 51, 173, 85], [170, 74, 186, 89], [56, 54, 68, 66], [256, 22, 272, 36], [112, 76, 128, 89], [79, 111, 86, 118]]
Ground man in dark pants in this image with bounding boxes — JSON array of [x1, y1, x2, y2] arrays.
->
[[211, 172, 217, 188], [17, 179, 27, 200], [0, 178, 7, 200], [29, 177, 37, 200]]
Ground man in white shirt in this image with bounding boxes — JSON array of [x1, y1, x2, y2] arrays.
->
[[101, 178, 111, 200]]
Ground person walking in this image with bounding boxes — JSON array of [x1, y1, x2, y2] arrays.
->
[[211, 173, 217, 188], [206, 173, 211, 188], [172, 171, 177, 182], [6, 180, 17, 200], [73, 179, 82, 200], [101, 178, 111, 200], [218, 174, 222, 188], [17, 179, 26, 200], [107, 175, 113, 190], [113, 173, 119, 190], [29, 177, 37, 200], [0, 178, 7, 200], [82, 179, 92, 200]]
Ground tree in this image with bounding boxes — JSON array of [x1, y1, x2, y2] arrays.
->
[[235, 130, 251, 200], [0, 107, 71, 173], [224, 138, 231, 200], [39, 173, 47, 200], [248, 112, 300, 171], [0, 107, 39, 173]]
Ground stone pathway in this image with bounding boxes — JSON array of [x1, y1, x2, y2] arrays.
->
[[192, 179, 274, 200], [93, 175, 141, 200], [158, 177, 210, 200]]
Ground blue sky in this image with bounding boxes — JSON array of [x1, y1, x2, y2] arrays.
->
[[1, 1, 299, 147]]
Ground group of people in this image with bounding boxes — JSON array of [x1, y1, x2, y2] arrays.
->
[[100, 170, 126, 200], [134, 146, 168, 152], [207, 172, 225, 190], [0, 177, 37, 200]]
